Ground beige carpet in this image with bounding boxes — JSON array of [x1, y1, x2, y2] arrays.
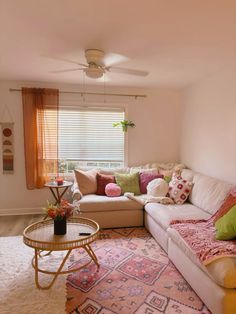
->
[[0, 236, 66, 314]]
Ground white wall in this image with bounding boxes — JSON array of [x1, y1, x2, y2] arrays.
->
[[180, 66, 236, 184], [126, 88, 183, 166], [0, 80, 183, 214]]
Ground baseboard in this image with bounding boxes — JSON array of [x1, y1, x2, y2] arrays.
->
[[0, 207, 42, 216]]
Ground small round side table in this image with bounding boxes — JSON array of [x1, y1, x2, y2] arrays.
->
[[44, 181, 73, 205]]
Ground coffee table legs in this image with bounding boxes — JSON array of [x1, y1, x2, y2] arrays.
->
[[84, 244, 100, 269], [34, 248, 72, 290], [32, 246, 99, 290]]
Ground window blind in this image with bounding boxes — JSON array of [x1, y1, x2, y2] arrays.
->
[[58, 108, 124, 162]]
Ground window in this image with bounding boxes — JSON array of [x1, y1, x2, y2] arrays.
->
[[47, 106, 125, 175]]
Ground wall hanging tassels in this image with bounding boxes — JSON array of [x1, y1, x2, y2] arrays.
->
[[0, 104, 14, 174]]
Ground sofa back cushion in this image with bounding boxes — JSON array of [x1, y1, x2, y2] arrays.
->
[[189, 173, 232, 215], [181, 169, 195, 182], [100, 167, 130, 175]]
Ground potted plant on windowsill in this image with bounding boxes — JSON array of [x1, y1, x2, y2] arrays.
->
[[113, 120, 136, 132]]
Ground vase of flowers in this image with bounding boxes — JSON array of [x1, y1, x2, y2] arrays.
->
[[43, 199, 80, 235]]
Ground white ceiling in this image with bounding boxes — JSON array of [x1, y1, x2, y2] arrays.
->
[[0, 0, 236, 88]]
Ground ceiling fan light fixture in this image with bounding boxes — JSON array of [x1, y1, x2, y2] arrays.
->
[[85, 49, 105, 66], [84, 66, 104, 79]]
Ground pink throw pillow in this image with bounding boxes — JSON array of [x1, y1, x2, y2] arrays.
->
[[96, 173, 115, 195], [168, 175, 193, 204], [105, 183, 122, 197], [139, 171, 164, 194]]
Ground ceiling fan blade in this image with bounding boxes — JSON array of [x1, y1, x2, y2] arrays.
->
[[108, 66, 149, 77], [42, 55, 87, 67], [103, 53, 129, 67], [49, 68, 84, 74]]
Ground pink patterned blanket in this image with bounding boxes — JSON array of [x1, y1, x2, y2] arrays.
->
[[170, 215, 236, 266]]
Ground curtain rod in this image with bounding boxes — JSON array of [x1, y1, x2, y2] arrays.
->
[[9, 88, 146, 99]]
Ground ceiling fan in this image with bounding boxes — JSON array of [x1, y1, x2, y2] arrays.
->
[[48, 49, 149, 79]]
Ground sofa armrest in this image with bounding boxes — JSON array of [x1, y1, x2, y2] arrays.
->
[[71, 182, 83, 201]]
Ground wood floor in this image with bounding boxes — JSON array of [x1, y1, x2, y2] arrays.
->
[[0, 214, 45, 236]]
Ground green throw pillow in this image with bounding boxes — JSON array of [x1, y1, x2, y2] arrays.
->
[[115, 172, 141, 195], [215, 204, 236, 240], [164, 176, 171, 183]]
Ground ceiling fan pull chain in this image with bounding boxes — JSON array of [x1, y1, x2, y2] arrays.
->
[[82, 72, 86, 102], [103, 74, 106, 103]]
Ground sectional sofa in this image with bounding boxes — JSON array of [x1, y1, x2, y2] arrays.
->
[[145, 169, 236, 314], [72, 165, 236, 314]]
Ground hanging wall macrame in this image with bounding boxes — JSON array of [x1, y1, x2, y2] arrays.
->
[[0, 104, 14, 174]]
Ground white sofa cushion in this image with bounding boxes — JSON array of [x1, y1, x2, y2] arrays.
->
[[130, 162, 185, 173], [145, 202, 210, 230], [167, 227, 236, 288], [100, 167, 130, 175], [189, 173, 232, 215], [79, 194, 143, 212]]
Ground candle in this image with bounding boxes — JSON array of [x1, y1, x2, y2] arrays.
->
[[56, 178, 64, 186]]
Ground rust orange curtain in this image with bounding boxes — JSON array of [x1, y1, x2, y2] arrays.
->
[[22, 88, 59, 189]]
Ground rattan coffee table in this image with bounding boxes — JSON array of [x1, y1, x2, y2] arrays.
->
[[23, 217, 100, 290]]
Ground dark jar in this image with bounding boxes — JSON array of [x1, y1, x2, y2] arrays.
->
[[54, 216, 67, 235]]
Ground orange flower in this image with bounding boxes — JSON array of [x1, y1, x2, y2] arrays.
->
[[43, 199, 80, 220]]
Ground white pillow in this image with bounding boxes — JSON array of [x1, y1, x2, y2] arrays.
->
[[147, 178, 169, 197]]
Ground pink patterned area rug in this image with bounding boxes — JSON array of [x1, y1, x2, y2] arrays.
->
[[66, 228, 211, 314]]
